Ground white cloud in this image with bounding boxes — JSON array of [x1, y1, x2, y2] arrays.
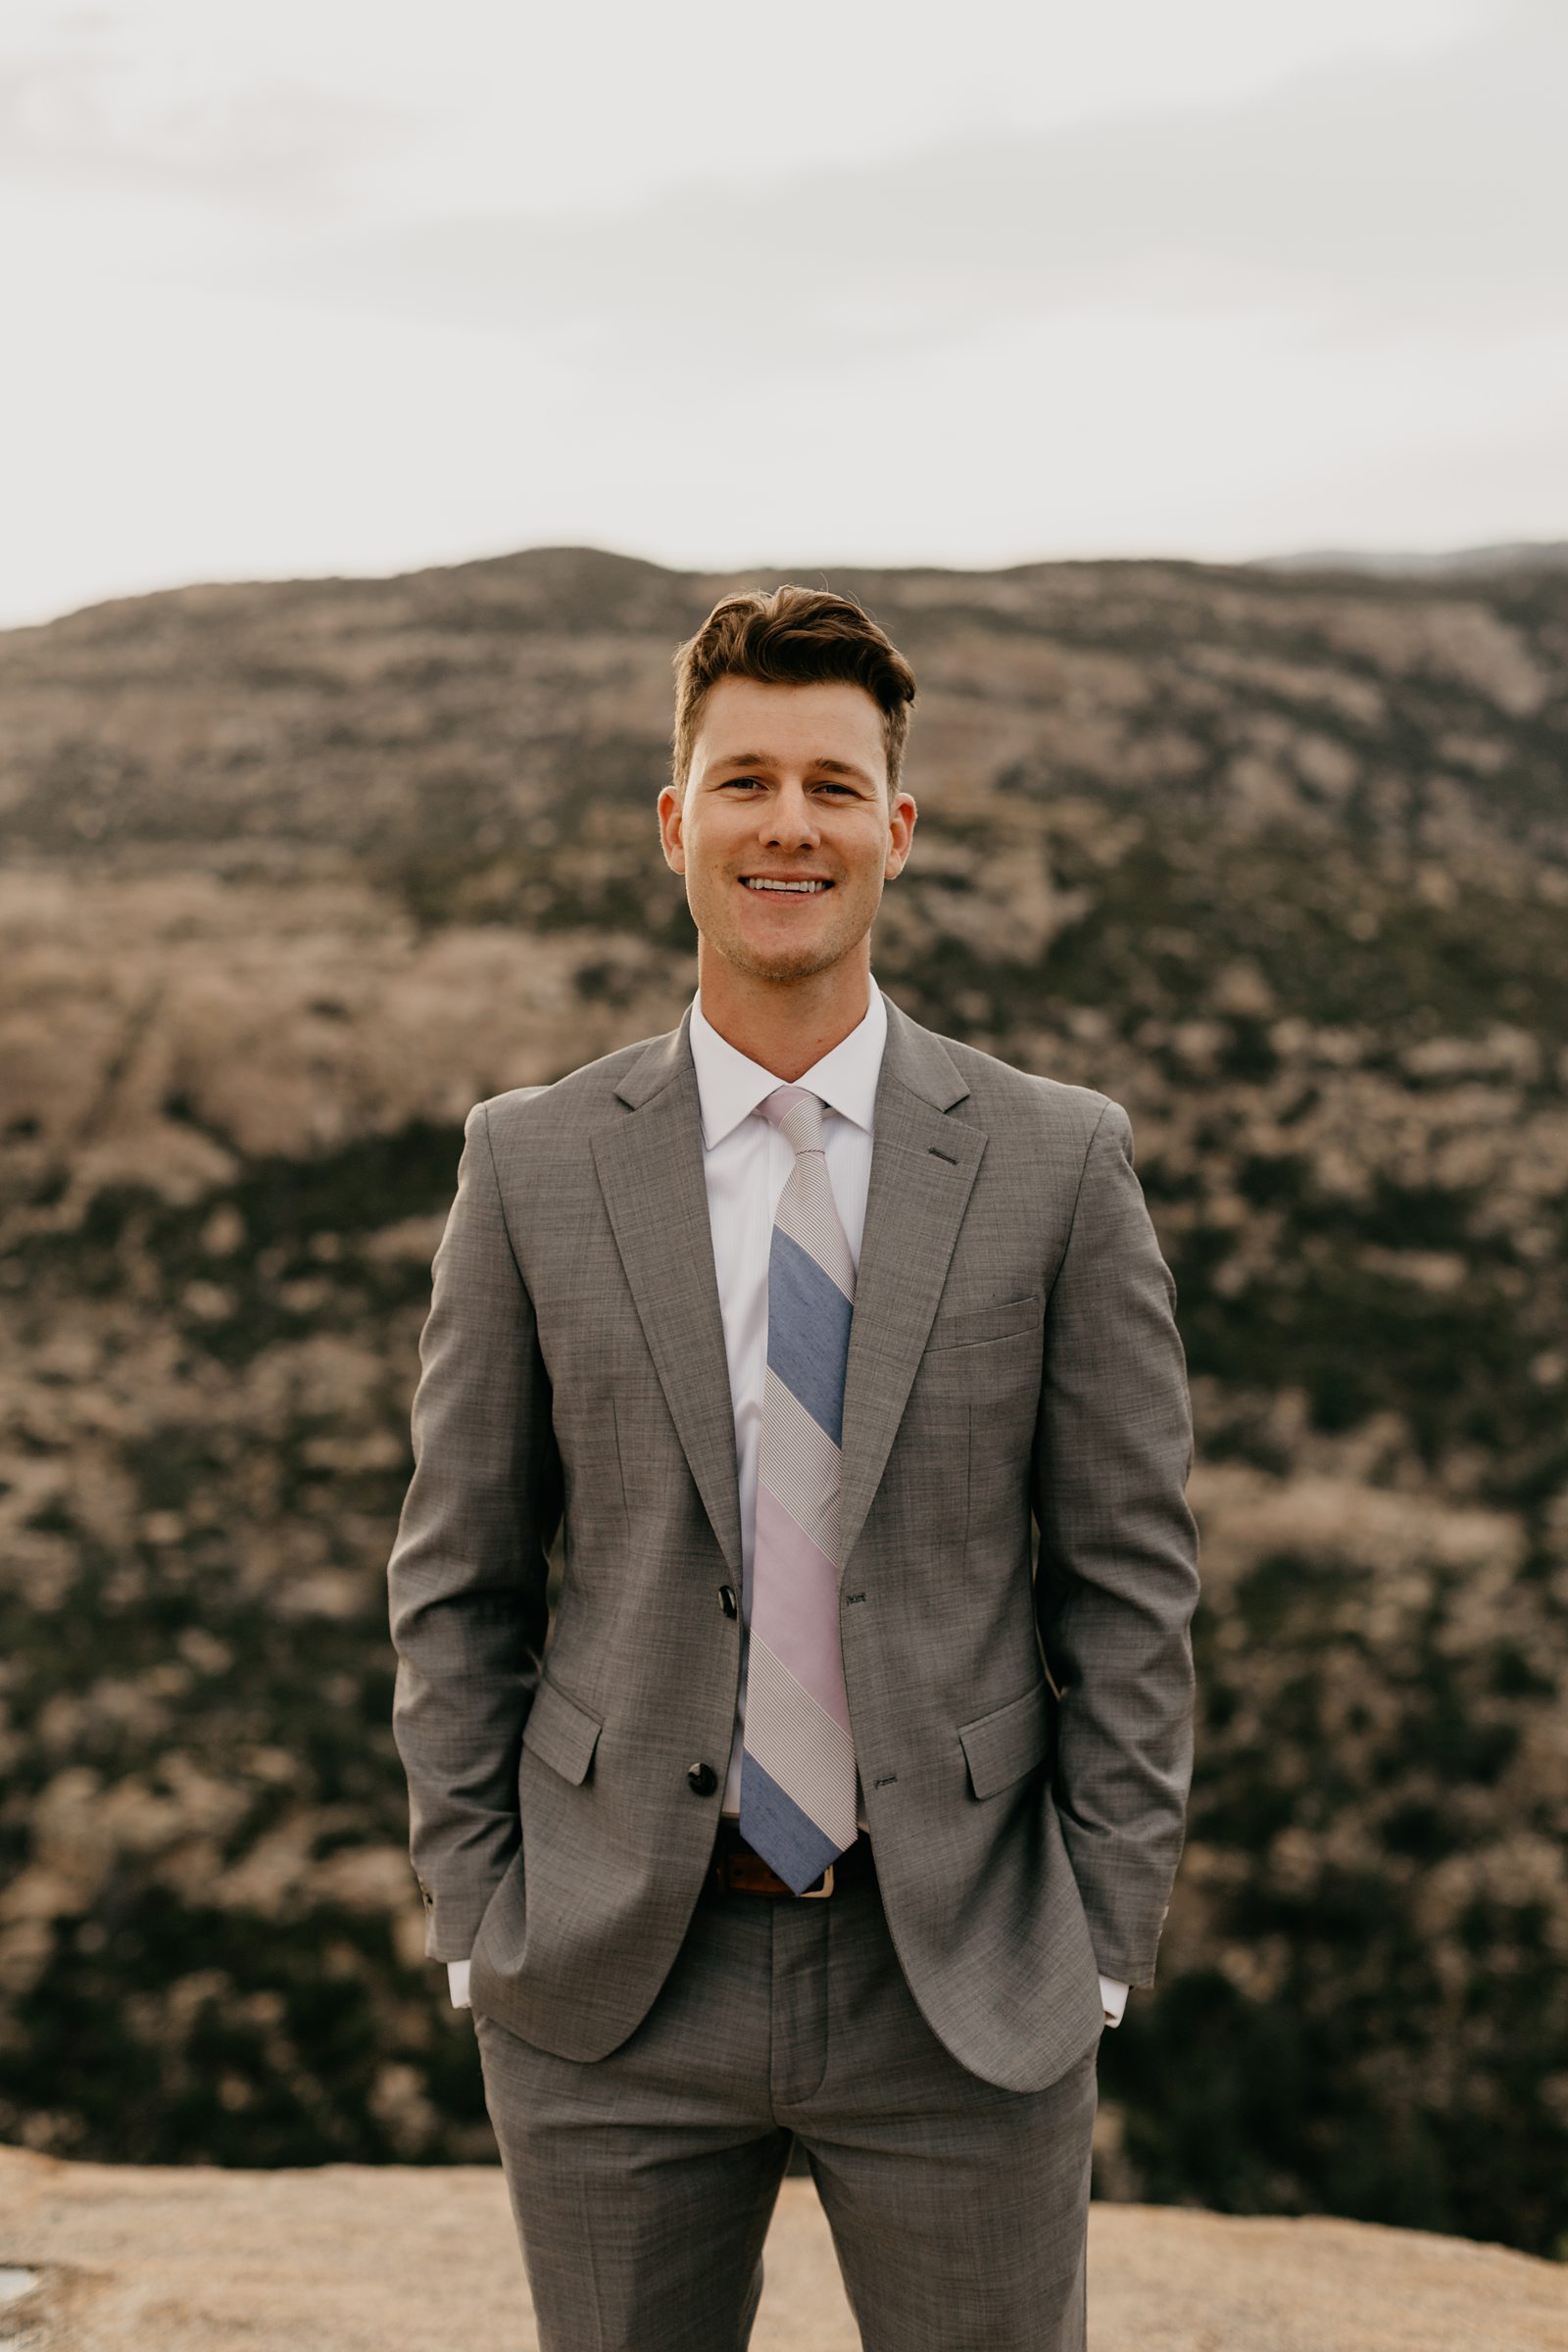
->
[[0, 21, 405, 213], [233, 6, 1564, 352], [0, 0, 1561, 625], [0, 0, 1500, 220]]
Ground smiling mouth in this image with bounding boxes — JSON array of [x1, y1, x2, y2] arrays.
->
[[741, 877, 833, 894]]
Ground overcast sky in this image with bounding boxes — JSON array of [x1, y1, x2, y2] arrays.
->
[[2, 0, 1564, 627]]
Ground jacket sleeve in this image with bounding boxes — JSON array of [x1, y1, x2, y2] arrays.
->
[[387, 1099, 562, 1961], [1031, 1096, 1200, 1986]]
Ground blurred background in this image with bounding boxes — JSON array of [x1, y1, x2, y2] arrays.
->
[[1, 0, 1566, 2262]]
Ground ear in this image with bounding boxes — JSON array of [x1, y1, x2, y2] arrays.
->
[[884, 790, 917, 880], [657, 782, 686, 873]]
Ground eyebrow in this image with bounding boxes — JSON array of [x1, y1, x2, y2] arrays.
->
[[706, 752, 878, 787]]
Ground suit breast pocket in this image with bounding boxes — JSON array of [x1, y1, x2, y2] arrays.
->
[[925, 1291, 1044, 1354]]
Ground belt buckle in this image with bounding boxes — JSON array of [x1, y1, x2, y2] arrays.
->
[[800, 1864, 835, 1900]]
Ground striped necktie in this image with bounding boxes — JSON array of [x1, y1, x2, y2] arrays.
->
[[738, 1084, 859, 1892]]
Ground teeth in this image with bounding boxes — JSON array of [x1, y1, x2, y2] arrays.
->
[[744, 878, 828, 893]]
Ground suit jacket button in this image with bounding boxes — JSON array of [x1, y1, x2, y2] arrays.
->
[[718, 1586, 738, 1618], [687, 1762, 717, 1795]]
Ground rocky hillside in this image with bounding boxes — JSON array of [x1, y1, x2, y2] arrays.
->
[[1, 546, 1565, 2254]]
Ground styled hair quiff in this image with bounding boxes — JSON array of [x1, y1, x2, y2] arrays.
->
[[670, 585, 918, 800]]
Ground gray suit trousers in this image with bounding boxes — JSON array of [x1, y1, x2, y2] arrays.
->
[[472, 1861, 1098, 2352]]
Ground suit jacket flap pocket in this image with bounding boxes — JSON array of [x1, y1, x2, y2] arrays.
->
[[958, 1679, 1052, 1800], [522, 1673, 603, 1787]]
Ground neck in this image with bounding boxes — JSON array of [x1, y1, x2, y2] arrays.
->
[[696, 947, 871, 1082]]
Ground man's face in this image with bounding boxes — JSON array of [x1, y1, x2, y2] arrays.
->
[[658, 676, 916, 986]]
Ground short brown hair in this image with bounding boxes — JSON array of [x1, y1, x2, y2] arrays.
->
[[670, 585, 917, 800]]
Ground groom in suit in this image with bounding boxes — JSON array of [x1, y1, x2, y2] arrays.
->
[[387, 585, 1200, 2350]]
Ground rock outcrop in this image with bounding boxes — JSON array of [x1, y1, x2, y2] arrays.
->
[[2, 2144, 1566, 2350]]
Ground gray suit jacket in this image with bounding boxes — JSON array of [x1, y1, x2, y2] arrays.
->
[[387, 990, 1199, 2093]]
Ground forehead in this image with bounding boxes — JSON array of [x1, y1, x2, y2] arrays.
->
[[693, 675, 886, 772]]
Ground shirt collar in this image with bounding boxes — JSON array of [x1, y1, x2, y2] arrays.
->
[[688, 975, 888, 1151]]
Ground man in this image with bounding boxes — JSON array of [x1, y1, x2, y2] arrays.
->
[[387, 585, 1200, 2350]]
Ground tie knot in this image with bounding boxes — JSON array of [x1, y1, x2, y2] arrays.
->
[[758, 1084, 826, 1155]]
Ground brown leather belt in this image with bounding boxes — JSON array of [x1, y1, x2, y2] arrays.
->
[[706, 1820, 875, 1899]]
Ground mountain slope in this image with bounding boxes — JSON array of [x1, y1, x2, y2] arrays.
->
[[1, 545, 1565, 2250]]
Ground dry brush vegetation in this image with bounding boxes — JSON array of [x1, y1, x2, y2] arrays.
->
[[1, 546, 1565, 2252]]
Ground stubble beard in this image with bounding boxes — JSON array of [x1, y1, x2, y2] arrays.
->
[[722, 937, 847, 984], [702, 881, 877, 988]]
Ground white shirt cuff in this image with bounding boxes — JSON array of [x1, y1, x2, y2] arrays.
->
[[447, 1958, 471, 2009]]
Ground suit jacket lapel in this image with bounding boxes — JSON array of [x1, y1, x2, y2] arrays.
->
[[590, 1010, 745, 1585], [588, 992, 984, 1591], [837, 996, 985, 1574]]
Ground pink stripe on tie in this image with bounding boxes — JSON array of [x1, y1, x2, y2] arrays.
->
[[752, 1479, 852, 1736], [739, 1083, 859, 1887]]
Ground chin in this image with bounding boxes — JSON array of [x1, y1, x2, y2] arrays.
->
[[725, 935, 853, 984]]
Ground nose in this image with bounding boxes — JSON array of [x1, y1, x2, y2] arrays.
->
[[760, 779, 820, 848]]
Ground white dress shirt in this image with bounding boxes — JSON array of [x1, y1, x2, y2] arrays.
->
[[448, 973, 1127, 2027]]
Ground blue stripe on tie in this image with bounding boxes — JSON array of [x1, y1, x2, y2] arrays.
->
[[739, 1752, 842, 1893], [766, 1226, 853, 1446]]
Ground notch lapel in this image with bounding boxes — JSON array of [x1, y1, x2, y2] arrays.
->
[[590, 1012, 744, 1585], [837, 998, 986, 1574]]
